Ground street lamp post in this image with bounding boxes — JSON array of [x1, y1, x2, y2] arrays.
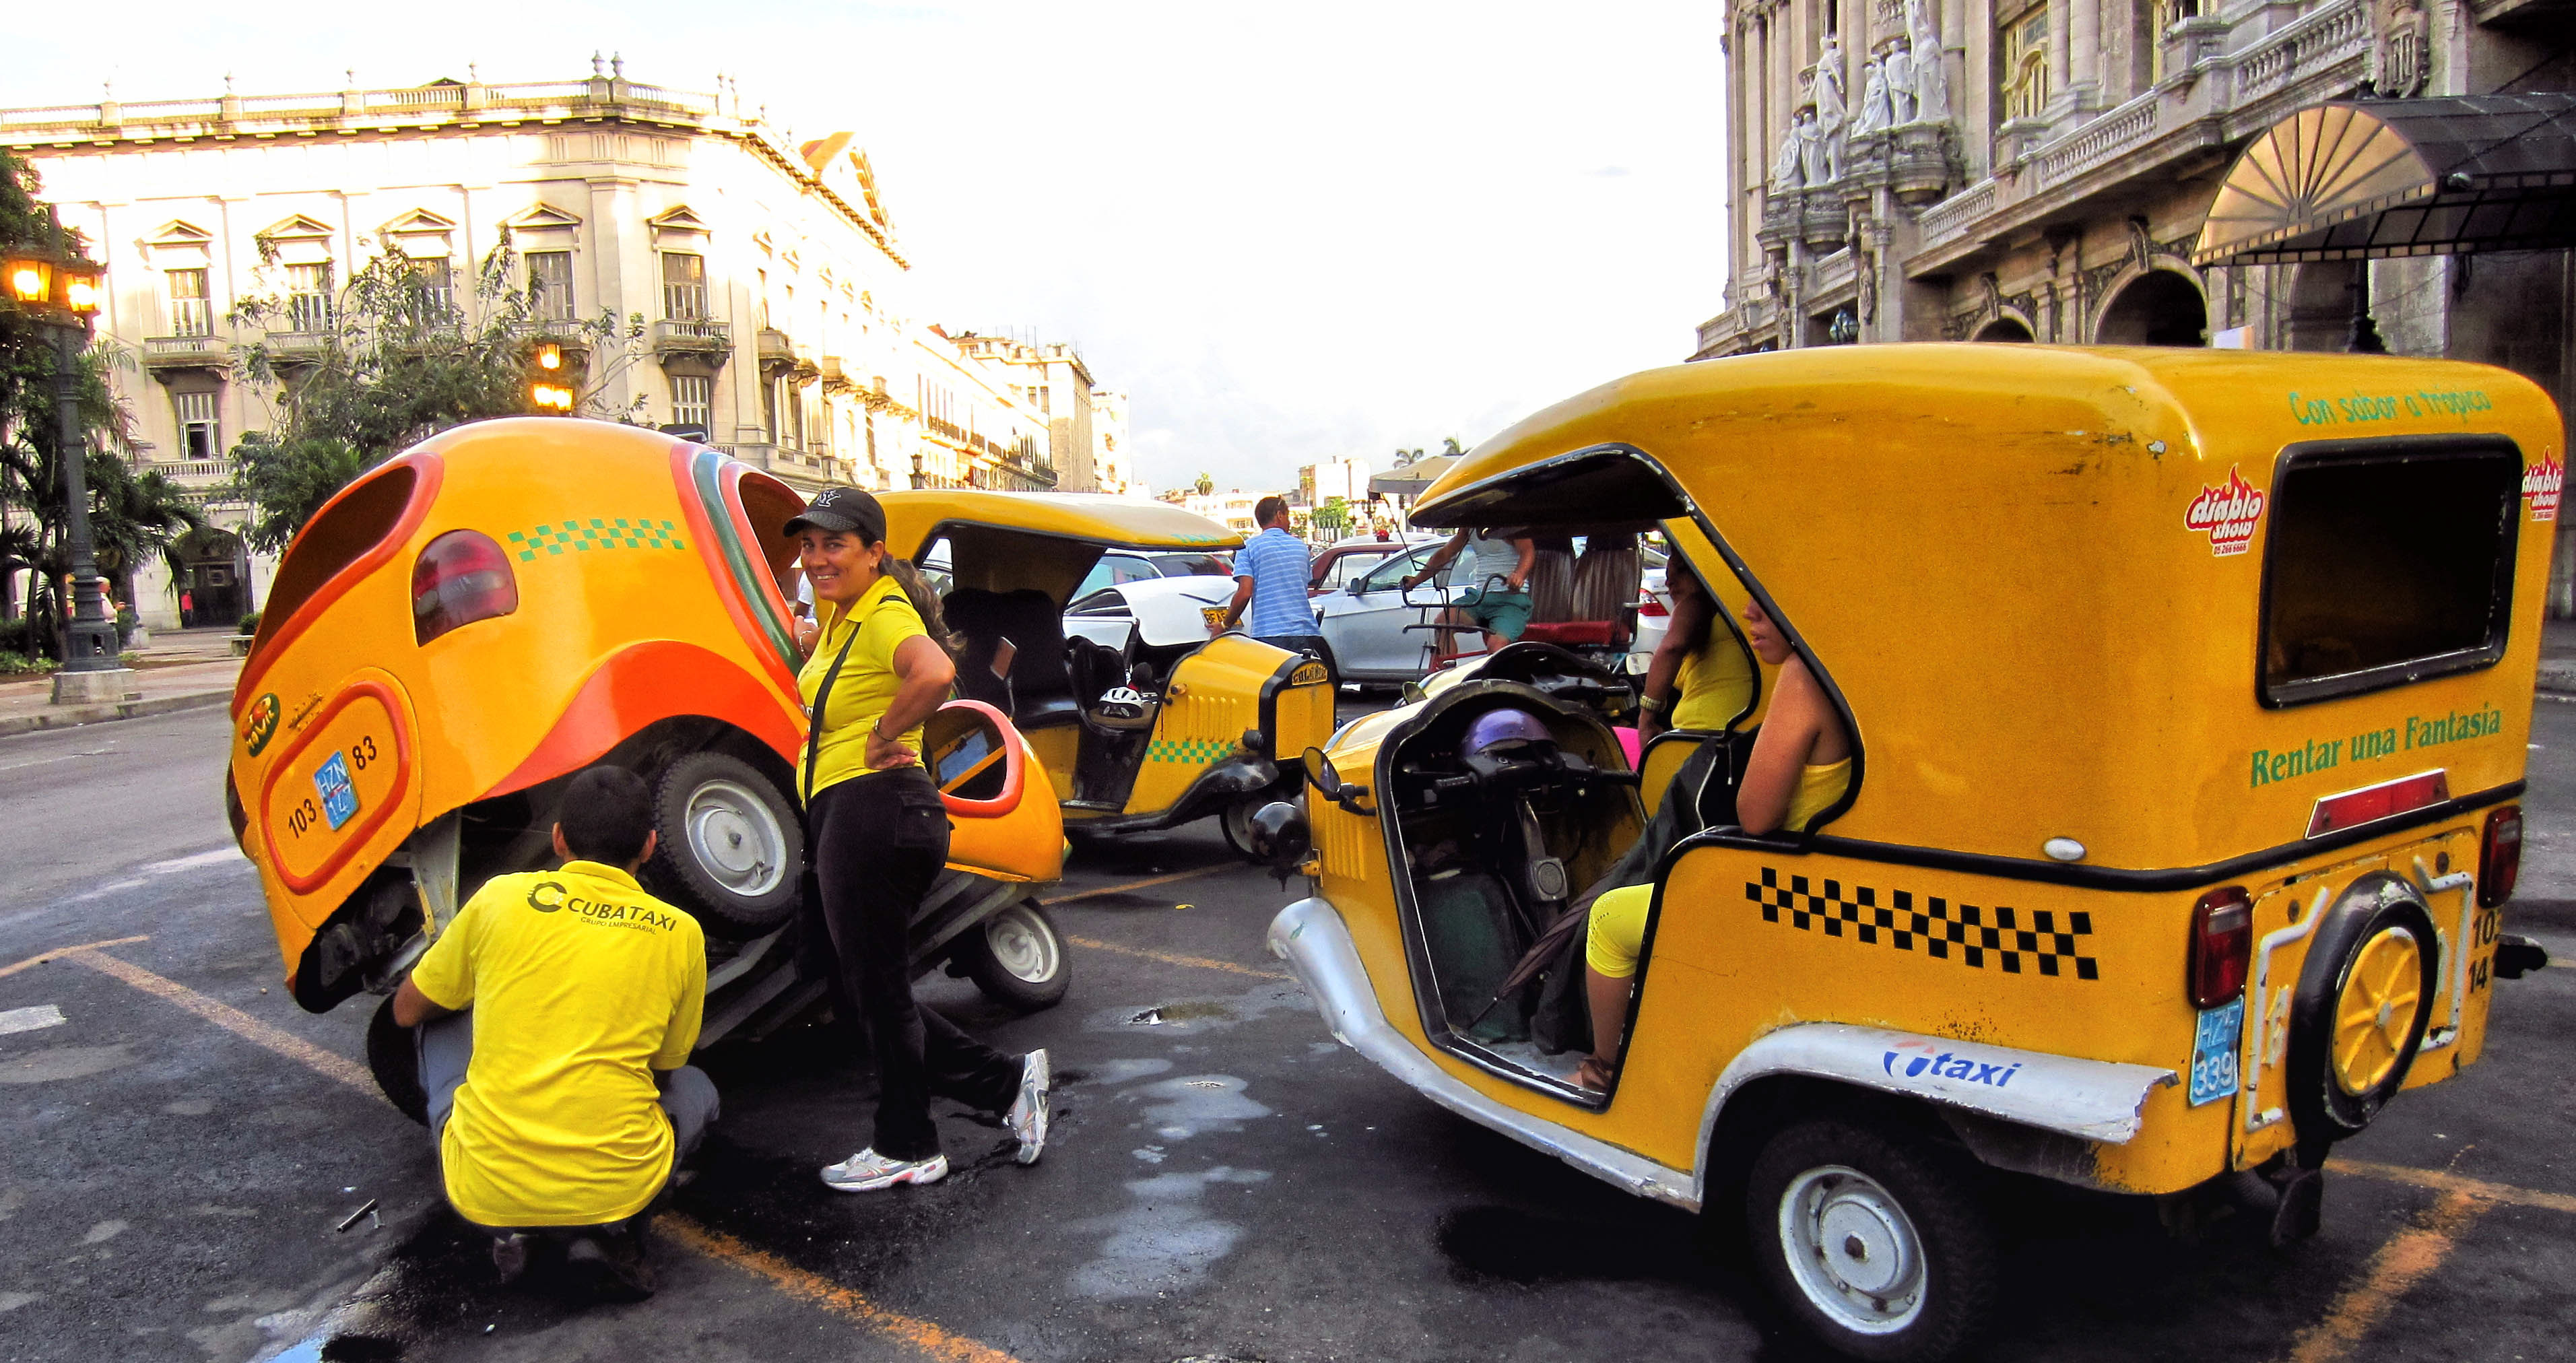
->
[[5, 211, 125, 704]]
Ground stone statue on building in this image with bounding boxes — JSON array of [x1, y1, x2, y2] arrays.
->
[[1853, 60, 1892, 137], [1813, 44, 1849, 183], [1906, 0, 1951, 123], [1883, 38, 1918, 125], [1773, 108, 1808, 189], [1797, 106, 1830, 188]]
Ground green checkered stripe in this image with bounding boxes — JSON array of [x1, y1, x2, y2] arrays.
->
[[1148, 735, 1234, 767], [506, 518, 688, 562]]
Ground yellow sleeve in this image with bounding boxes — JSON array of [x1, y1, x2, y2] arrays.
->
[[653, 921, 706, 1069], [858, 595, 927, 668], [408, 882, 492, 1011]]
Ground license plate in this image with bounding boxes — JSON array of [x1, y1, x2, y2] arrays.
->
[[314, 751, 360, 831], [2187, 997, 2244, 1107]]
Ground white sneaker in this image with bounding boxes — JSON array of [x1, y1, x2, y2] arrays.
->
[[820, 1148, 948, 1193], [1006, 1049, 1051, 1166]]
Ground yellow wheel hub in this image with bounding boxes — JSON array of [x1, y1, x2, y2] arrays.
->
[[2332, 927, 2424, 1096]]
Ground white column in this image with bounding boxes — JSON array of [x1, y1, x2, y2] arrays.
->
[[2068, 0, 2101, 110]]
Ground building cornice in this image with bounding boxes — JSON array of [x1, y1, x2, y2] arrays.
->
[[0, 71, 911, 269]]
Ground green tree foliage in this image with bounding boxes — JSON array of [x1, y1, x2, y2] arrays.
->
[[0, 151, 203, 654], [226, 235, 645, 552], [1441, 436, 1467, 457], [1313, 496, 1351, 538], [1193, 471, 1215, 496]]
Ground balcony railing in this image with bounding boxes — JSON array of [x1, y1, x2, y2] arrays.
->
[[142, 333, 228, 370], [2029, 90, 2161, 190], [143, 459, 232, 482], [651, 319, 731, 356]]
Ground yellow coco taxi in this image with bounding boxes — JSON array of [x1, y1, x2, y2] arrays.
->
[[878, 490, 1338, 857], [224, 420, 1069, 1115], [1257, 346, 2559, 1362]]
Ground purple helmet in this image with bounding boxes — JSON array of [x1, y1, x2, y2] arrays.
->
[[1463, 708, 1554, 754]]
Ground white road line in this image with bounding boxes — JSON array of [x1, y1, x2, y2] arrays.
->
[[0, 1004, 67, 1036]]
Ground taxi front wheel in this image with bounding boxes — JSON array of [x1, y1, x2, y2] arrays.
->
[[1747, 1117, 1997, 1363], [643, 752, 805, 940], [952, 900, 1071, 1013], [365, 995, 429, 1126]]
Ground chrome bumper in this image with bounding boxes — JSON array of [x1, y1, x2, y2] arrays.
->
[[1265, 895, 1701, 1211]]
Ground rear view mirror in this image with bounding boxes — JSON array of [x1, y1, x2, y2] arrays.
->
[[1302, 746, 1371, 813]]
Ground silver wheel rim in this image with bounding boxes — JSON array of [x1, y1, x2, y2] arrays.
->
[[985, 905, 1060, 984], [1224, 799, 1257, 849], [1779, 1164, 1927, 1335], [684, 778, 787, 898]]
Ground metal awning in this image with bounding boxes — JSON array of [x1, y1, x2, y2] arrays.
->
[[2192, 94, 2576, 266]]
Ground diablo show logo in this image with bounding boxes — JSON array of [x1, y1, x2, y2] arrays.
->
[[2527, 455, 2563, 523], [2185, 467, 2268, 557]]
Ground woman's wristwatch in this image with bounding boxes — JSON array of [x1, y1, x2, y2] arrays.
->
[[1637, 694, 1670, 717]]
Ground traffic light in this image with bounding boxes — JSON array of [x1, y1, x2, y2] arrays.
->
[[528, 343, 574, 413]]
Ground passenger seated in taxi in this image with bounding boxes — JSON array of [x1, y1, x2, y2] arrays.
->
[[1574, 598, 1850, 1090]]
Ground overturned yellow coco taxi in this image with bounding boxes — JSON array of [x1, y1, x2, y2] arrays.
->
[[879, 491, 1338, 857], [1258, 345, 2559, 1362], [224, 420, 1069, 1117]]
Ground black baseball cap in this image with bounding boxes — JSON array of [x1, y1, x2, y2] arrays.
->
[[784, 486, 887, 543]]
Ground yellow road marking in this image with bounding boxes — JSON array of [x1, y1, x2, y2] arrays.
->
[[55, 941, 1022, 1362], [2274, 1189, 2485, 1363], [1063, 935, 1290, 981], [659, 1218, 1023, 1363], [64, 947, 374, 1092], [2334, 1158, 2576, 1216], [1039, 865, 1229, 905], [0, 935, 150, 981]]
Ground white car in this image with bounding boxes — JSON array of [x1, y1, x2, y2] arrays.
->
[[1315, 541, 1478, 686], [1063, 573, 1239, 659]]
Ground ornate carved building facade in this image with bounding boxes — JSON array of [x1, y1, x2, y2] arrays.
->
[[1695, 0, 2573, 610], [2, 63, 1129, 626]]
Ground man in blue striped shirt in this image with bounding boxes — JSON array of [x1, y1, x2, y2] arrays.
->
[[1217, 496, 1331, 685]]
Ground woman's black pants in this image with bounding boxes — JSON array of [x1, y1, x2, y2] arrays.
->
[[807, 768, 1021, 1161]]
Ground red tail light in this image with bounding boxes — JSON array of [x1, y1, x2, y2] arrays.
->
[[1637, 593, 1670, 618], [2306, 770, 2449, 837], [412, 530, 519, 644], [2479, 805, 2522, 908], [2189, 886, 2252, 1007]]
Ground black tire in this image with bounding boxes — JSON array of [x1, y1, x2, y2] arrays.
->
[[642, 751, 803, 939], [1220, 795, 1269, 861], [365, 995, 429, 1126], [1746, 1117, 1998, 1363], [2286, 874, 2440, 1146], [954, 900, 1071, 1013]]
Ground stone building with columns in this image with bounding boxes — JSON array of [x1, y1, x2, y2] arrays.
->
[[1, 61, 1123, 628], [1695, 0, 2573, 611]]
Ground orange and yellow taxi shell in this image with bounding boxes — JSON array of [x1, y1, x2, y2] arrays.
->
[[879, 490, 1244, 560]]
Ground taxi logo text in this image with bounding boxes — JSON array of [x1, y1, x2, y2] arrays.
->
[[2528, 455, 2563, 523], [2185, 467, 2266, 557]]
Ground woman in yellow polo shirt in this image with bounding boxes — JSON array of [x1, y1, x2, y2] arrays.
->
[[787, 487, 1051, 1193]]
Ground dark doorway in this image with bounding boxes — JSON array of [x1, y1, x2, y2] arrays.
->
[[2096, 269, 2209, 345], [2285, 261, 2363, 351], [1973, 317, 2035, 341], [176, 529, 251, 628]]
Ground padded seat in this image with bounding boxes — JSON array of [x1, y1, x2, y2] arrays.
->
[[1518, 621, 1615, 648], [942, 588, 1079, 728]]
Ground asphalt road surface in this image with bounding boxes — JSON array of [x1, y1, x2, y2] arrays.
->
[[3, 700, 2575, 1363]]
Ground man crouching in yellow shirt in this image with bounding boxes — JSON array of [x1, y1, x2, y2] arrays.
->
[[392, 766, 717, 1300]]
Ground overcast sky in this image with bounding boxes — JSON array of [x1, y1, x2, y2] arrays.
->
[[2, 1, 1729, 495]]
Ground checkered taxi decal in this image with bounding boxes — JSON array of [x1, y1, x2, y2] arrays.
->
[[507, 519, 688, 562], [1146, 735, 1236, 766], [1745, 867, 2100, 979]]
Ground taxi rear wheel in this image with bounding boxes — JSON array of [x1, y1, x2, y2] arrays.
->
[[643, 751, 803, 940], [2288, 879, 2439, 1145], [954, 900, 1071, 1013], [1747, 1117, 1997, 1363], [1220, 796, 1268, 861], [365, 995, 429, 1127]]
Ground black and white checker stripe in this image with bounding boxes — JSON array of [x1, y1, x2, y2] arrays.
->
[[1744, 867, 2101, 980]]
